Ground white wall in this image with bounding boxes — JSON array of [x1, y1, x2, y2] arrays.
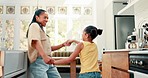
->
[[104, 2, 115, 50], [95, 0, 105, 60], [95, 0, 119, 60], [104, 0, 116, 50], [104, 0, 113, 9], [134, 0, 148, 29]]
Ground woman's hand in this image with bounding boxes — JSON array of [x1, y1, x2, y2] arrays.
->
[[43, 55, 54, 64], [63, 40, 73, 46], [49, 57, 55, 64]]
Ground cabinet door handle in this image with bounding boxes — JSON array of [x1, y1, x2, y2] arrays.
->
[[128, 70, 135, 73]]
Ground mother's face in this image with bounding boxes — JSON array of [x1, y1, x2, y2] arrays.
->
[[36, 12, 48, 26]]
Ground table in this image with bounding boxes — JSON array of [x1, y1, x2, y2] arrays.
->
[[53, 57, 80, 78]]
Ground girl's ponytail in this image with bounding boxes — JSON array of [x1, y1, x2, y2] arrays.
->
[[97, 29, 103, 35]]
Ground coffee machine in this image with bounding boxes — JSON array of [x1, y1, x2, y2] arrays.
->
[[125, 34, 138, 49]]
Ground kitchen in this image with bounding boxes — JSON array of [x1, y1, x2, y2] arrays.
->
[[0, 0, 148, 78]]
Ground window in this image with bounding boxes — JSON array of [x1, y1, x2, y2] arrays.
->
[[5, 20, 14, 50], [0, 0, 95, 51], [20, 20, 29, 50]]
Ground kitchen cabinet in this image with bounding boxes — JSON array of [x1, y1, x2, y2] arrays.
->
[[102, 50, 129, 78], [117, 0, 148, 15], [117, 0, 139, 15], [117, 0, 148, 28], [111, 68, 129, 78]]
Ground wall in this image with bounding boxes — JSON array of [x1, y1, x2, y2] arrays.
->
[[95, 0, 105, 60], [134, 0, 148, 29], [95, 0, 125, 60], [104, 2, 115, 50], [103, 0, 127, 50], [95, 0, 124, 60], [104, 0, 116, 50], [104, 0, 113, 9]]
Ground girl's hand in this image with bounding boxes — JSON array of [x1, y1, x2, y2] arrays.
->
[[64, 40, 73, 46], [43, 55, 54, 64], [49, 57, 55, 64]]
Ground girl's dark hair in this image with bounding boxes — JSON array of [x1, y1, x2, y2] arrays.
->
[[84, 25, 103, 40], [26, 9, 46, 38]]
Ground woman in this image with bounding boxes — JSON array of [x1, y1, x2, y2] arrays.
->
[[26, 9, 68, 78]]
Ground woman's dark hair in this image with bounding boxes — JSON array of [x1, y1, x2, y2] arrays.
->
[[26, 9, 46, 38], [84, 25, 103, 40]]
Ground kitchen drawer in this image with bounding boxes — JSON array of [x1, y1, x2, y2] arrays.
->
[[111, 68, 129, 78], [111, 52, 129, 70]]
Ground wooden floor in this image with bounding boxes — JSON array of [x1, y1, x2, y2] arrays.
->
[[60, 73, 79, 78], [58, 67, 80, 78]]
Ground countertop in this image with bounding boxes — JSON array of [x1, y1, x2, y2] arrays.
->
[[52, 57, 80, 59], [104, 49, 148, 54], [129, 50, 148, 54], [104, 49, 130, 52]]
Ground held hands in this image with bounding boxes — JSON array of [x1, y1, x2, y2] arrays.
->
[[43, 54, 54, 64], [63, 39, 74, 46]]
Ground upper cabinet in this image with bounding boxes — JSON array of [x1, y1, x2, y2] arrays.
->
[[117, 0, 148, 15], [117, 0, 138, 15], [117, 0, 148, 29]]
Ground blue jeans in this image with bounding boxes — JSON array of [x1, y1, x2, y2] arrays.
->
[[79, 72, 101, 78], [29, 57, 61, 78]]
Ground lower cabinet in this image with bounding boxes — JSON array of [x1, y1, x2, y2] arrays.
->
[[102, 51, 129, 78], [111, 68, 129, 78]]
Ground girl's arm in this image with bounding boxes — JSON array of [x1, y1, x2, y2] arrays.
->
[[54, 42, 83, 65], [69, 40, 80, 44]]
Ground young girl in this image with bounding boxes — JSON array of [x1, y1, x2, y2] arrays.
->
[[54, 25, 103, 78]]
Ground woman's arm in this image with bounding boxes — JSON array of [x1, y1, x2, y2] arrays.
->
[[32, 40, 54, 64], [51, 43, 65, 51], [51, 39, 80, 51], [54, 42, 83, 65]]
